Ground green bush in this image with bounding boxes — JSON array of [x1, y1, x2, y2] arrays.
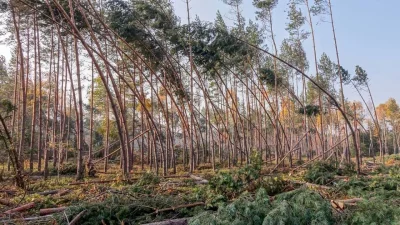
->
[[303, 161, 356, 185], [304, 161, 337, 185], [259, 176, 288, 196], [136, 172, 160, 186], [338, 161, 356, 176], [49, 163, 77, 176], [389, 165, 400, 179], [208, 153, 263, 199], [389, 154, 400, 161]]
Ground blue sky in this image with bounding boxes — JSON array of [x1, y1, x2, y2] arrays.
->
[[171, 0, 400, 106], [0, 0, 398, 106]]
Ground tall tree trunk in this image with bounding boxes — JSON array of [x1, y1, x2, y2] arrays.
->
[[11, 6, 27, 171]]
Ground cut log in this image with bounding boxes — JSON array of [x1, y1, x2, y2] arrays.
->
[[29, 176, 43, 180], [334, 175, 349, 180], [57, 189, 71, 196], [69, 210, 86, 225], [3, 202, 35, 214], [366, 161, 376, 166], [331, 198, 363, 210], [0, 190, 17, 196], [39, 207, 67, 216], [189, 175, 208, 184], [0, 215, 54, 223], [305, 182, 330, 190], [337, 198, 363, 203], [0, 198, 13, 206], [331, 200, 338, 208], [141, 218, 190, 225], [69, 179, 118, 185], [153, 202, 204, 215], [69, 178, 138, 186], [163, 174, 190, 179], [291, 181, 331, 190], [37, 190, 59, 196]]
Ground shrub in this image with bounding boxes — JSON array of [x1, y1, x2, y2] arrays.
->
[[389, 154, 400, 161], [49, 163, 77, 176], [304, 161, 337, 185], [208, 152, 263, 200], [337, 161, 356, 176], [136, 172, 160, 186], [389, 165, 400, 179], [259, 176, 288, 196]]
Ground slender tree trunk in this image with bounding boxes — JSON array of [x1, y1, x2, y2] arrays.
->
[[29, 14, 38, 172], [11, 7, 27, 171], [305, 0, 324, 157], [328, 0, 351, 165]]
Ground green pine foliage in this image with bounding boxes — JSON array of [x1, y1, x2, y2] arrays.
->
[[304, 161, 355, 185], [334, 176, 400, 199], [258, 68, 283, 88], [264, 188, 334, 225], [333, 168, 400, 225], [345, 198, 400, 225], [189, 188, 271, 225], [189, 188, 334, 225], [297, 104, 321, 117], [304, 161, 337, 185]]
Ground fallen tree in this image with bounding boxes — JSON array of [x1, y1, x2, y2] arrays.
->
[[331, 198, 363, 210], [0, 199, 13, 207], [3, 202, 35, 214], [142, 218, 190, 225], [39, 207, 67, 216], [153, 202, 205, 215], [189, 175, 208, 184], [69, 210, 87, 225]]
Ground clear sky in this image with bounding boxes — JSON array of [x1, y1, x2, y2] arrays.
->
[[0, 0, 399, 106]]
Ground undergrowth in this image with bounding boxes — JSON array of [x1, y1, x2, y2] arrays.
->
[[55, 172, 203, 225], [33, 159, 400, 224]]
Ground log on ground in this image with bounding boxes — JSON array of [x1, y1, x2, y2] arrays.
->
[[3, 202, 35, 214], [141, 217, 190, 225]]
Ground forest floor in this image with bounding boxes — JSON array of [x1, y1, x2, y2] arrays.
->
[[0, 155, 400, 225]]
